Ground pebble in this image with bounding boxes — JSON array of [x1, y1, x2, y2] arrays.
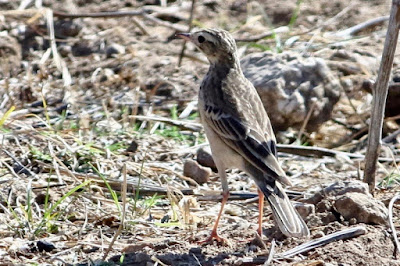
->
[[106, 43, 125, 57], [196, 146, 216, 171], [183, 159, 211, 184]]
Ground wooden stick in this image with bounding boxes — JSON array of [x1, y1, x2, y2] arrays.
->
[[277, 144, 399, 163], [388, 193, 400, 257], [333, 16, 389, 37], [52, 10, 187, 32], [177, 0, 196, 66], [364, 0, 400, 195], [275, 226, 367, 259]]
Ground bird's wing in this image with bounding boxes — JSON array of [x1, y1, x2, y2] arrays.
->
[[203, 104, 291, 186]]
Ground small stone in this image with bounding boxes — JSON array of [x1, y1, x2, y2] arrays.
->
[[306, 180, 369, 205], [196, 146, 217, 171], [183, 159, 211, 184], [72, 42, 93, 56], [35, 193, 48, 205], [349, 217, 357, 225], [106, 43, 125, 58], [294, 202, 315, 219], [334, 192, 388, 225], [315, 199, 332, 213], [58, 45, 71, 57], [321, 212, 338, 224], [324, 180, 369, 197], [313, 231, 325, 239], [126, 140, 138, 153], [54, 20, 82, 38], [36, 240, 56, 252]]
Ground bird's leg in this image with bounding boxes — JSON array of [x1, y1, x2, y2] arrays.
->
[[199, 170, 229, 244], [257, 189, 265, 236], [248, 189, 267, 248]]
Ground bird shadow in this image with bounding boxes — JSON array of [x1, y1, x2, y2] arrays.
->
[[108, 248, 229, 266]]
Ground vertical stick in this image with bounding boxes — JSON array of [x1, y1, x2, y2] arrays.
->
[[364, 0, 400, 195], [178, 0, 196, 66]]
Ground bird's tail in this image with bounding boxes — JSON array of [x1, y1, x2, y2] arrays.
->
[[259, 180, 310, 237]]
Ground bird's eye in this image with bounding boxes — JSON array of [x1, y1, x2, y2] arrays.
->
[[198, 36, 206, 43]]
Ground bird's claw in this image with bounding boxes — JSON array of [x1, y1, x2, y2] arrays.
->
[[198, 231, 228, 245], [250, 231, 267, 249]]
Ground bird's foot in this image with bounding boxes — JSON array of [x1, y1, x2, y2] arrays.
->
[[250, 231, 267, 249], [198, 231, 228, 245]]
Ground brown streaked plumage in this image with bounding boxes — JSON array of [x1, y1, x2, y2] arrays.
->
[[177, 29, 309, 242]]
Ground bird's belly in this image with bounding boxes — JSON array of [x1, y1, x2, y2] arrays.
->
[[202, 118, 245, 170]]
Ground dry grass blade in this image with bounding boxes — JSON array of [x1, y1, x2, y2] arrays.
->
[[45, 8, 71, 86], [102, 164, 128, 260], [130, 115, 202, 131], [275, 226, 367, 259], [263, 239, 276, 266], [235, 26, 289, 42], [276, 144, 399, 162], [389, 193, 400, 257], [177, 0, 196, 66], [333, 16, 389, 38]]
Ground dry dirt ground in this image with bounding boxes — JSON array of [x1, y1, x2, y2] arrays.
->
[[1, 0, 400, 265]]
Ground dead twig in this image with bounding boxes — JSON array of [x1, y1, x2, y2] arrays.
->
[[2, 149, 38, 177], [364, 0, 400, 195], [177, 0, 196, 66], [53, 10, 143, 18], [296, 100, 316, 143], [36, 161, 195, 195], [235, 26, 289, 42], [0, 9, 187, 32], [275, 226, 367, 259], [388, 193, 400, 257], [102, 164, 127, 260], [383, 128, 400, 143], [277, 144, 399, 163], [129, 115, 203, 132], [263, 239, 276, 266], [333, 16, 389, 38]]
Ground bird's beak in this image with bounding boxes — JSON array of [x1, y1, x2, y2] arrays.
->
[[176, 33, 191, 42]]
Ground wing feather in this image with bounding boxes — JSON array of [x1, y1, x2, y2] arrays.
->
[[203, 104, 291, 185]]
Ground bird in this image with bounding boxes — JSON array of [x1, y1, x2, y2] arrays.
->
[[176, 29, 309, 243]]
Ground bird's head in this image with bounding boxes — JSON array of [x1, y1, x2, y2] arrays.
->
[[176, 29, 238, 65]]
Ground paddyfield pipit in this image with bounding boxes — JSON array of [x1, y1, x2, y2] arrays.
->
[[177, 29, 309, 243]]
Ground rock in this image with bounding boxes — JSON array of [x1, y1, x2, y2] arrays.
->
[[58, 45, 72, 57], [72, 42, 94, 57], [183, 159, 211, 184], [36, 240, 56, 252], [35, 193, 49, 205], [323, 180, 369, 196], [126, 140, 138, 153], [304, 180, 388, 226], [327, 49, 380, 76], [196, 146, 216, 171], [241, 52, 341, 131], [306, 180, 369, 205], [315, 199, 333, 213], [313, 231, 325, 239], [106, 43, 126, 58], [54, 20, 82, 39], [334, 192, 388, 225], [294, 202, 315, 220]]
